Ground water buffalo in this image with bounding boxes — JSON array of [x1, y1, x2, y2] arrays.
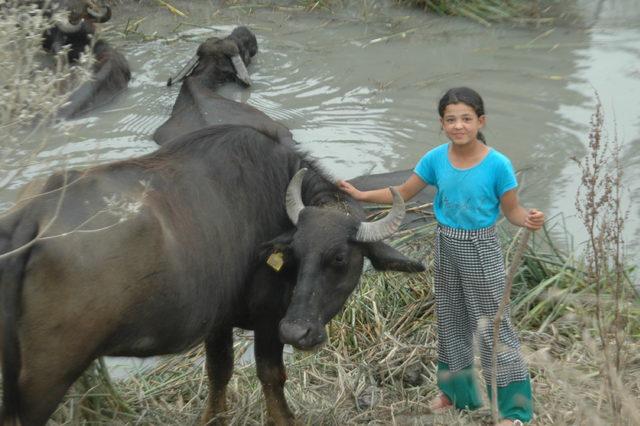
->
[[40, 0, 112, 63], [36, 0, 131, 118], [0, 124, 424, 425], [153, 27, 296, 146], [56, 39, 131, 119], [348, 169, 436, 230]]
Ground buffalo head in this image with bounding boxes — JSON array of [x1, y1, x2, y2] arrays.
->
[[41, 0, 111, 62], [275, 169, 425, 350], [167, 26, 258, 87]]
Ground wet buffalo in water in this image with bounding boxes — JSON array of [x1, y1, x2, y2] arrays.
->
[[0, 124, 423, 425], [36, 0, 131, 118], [154, 26, 433, 229], [153, 27, 295, 146], [55, 38, 131, 119], [39, 0, 112, 62]]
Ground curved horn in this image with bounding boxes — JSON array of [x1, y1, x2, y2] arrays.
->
[[285, 168, 307, 225], [87, 4, 111, 23], [167, 54, 199, 87], [231, 54, 252, 86], [354, 187, 405, 242], [55, 18, 83, 33]]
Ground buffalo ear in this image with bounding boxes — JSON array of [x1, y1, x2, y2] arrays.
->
[[362, 241, 425, 272], [259, 231, 295, 272]]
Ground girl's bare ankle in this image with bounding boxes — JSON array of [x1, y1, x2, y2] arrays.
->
[[429, 393, 453, 412]]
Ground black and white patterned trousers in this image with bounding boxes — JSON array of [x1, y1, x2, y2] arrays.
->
[[434, 224, 528, 386]]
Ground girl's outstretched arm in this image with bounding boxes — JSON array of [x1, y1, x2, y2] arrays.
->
[[337, 173, 427, 204], [500, 189, 545, 230]]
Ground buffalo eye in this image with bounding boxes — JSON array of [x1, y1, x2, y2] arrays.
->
[[331, 251, 348, 268], [322, 247, 349, 269]]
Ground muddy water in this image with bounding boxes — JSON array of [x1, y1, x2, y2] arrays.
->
[[3, 0, 639, 373], [6, 0, 638, 264]]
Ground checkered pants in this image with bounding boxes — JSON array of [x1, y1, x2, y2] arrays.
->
[[435, 224, 528, 386]]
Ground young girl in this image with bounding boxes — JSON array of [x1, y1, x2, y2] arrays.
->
[[338, 87, 544, 425]]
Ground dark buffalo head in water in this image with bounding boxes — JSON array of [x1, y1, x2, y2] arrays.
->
[[167, 26, 258, 87], [154, 26, 294, 145], [40, 0, 111, 62], [275, 169, 424, 350]]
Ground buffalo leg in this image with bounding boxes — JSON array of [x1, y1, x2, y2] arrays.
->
[[201, 327, 234, 425], [254, 324, 295, 425], [13, 352, 93, 426]]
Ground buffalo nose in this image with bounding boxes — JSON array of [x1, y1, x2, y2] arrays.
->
[[279, 320, 311, 344]]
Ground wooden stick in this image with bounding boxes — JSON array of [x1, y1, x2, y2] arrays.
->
[[491, 228, 531, 424]]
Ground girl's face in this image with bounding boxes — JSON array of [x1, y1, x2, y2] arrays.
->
[[440, 102, 485, 147]]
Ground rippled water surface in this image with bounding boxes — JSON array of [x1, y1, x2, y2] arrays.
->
[[7, 0, 640, 264]]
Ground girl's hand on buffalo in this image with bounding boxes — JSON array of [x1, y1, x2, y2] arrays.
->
[[337, 180, 364, 201]]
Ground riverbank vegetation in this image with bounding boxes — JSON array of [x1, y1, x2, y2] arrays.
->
[[136, 0, 562, 26], [392, 0, 557, 25]]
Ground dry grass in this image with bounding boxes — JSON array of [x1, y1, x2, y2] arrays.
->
[[394, 0, 557, 26], [126, 0, 561, 25], [0, 1, 93, 125]]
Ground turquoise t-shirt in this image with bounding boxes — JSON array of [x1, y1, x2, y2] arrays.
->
[[413, 143, 517, 230]]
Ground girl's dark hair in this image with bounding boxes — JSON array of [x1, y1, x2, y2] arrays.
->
[[438, 87, 487, 144]]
